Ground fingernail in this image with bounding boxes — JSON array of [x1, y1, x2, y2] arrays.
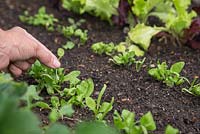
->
[[53, 59, 61, 68]]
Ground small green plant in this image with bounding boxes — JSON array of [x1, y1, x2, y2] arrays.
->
[[19, 6, 58, 31], [48, 96, 74, 123], [86, 84, 114, 121], [111, 51, 136, 66], [29, 60, 66, 94], [91, 42, 115, 55], [135, 57, 146, 72], [64, 78, 95, 106], [21, 85, 43, 109], [165, 125, 179, 134], [148, 61, 187, 87], [57, 25, 88, 44], [182, 77, 200, 96], [63, 41, 76, 50], [113, 109, 156, 134]]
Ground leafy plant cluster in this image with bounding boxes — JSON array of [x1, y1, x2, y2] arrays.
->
[[60, 0, 199, 53], [0, 72, 179, 134], [19, 6, 88, 47], [91, 41, 146, 72], [8, 47, 179, 133], [148, 61, 187, 87], [127, 0, 197, 53], [62, 0, 120, 23], [148, 61, 200, 96], [0, 73, 118, 134]]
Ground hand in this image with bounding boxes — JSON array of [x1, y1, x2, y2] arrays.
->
[[0, 26, 60, 76]]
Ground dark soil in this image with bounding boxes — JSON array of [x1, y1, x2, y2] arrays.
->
[[1, 0, 200, 134]]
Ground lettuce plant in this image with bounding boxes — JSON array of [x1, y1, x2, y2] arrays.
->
[[128, 0, 197, 50], [113, 109, 156, 134], [148, 61, 187, 87], [62, 0, 120, 22]]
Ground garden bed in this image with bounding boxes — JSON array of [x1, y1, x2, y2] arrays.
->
[[1, 0, 200, 133]]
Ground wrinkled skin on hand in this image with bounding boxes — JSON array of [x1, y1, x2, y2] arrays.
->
[[0, 26, 60, 76]]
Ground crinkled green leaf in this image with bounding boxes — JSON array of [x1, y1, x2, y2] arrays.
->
[[128, 24, 162, 51]]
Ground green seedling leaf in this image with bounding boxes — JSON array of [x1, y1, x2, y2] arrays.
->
[[59, 104, 74, 117], [116, 43, 126, 53], [63, 41, 75, 50], [99, 102, 112, 113], [75, 121, 119, 134], [97, 84, 107, 110], [64, 71, 81, 86], [49, 108, 59, 123], [128, 24, 162, 51], [57, 48, 65, 59], [165, 125, 179, 134], [21, 85, 42, 108], [86, 97, 96, 112], [91, 42, 115, 55], [51, 96, 60, 108], [113, 109, 135, 133], [170, 62, 185, 74], [77, 78, 94, 97], [45, 123, 70, 134], [140, 111, 156, 131], [32, 101, 51, 109], [128, 45, 144, 56]]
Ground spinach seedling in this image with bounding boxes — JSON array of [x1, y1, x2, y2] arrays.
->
[[182, 77, 200, 96], [19, 6, 58, 31], [65, 78, 94, 106], [135, 57, 146, 72], [33, 96, 74, 123], [165, 125, 179, 134], [29, 61, 66, 95], [21, 85, 43, 109], [114, 110, 156, 134], [57, 18, 88, 45], [148, 61, 187, 87], [86, 84, 114, 121]]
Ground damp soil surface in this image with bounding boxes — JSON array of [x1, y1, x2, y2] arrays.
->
[[1, 0, 200, 134]]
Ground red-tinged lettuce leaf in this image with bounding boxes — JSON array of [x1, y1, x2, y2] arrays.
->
[[112, 0, 130, 26], [184, 17, 200, 49]]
